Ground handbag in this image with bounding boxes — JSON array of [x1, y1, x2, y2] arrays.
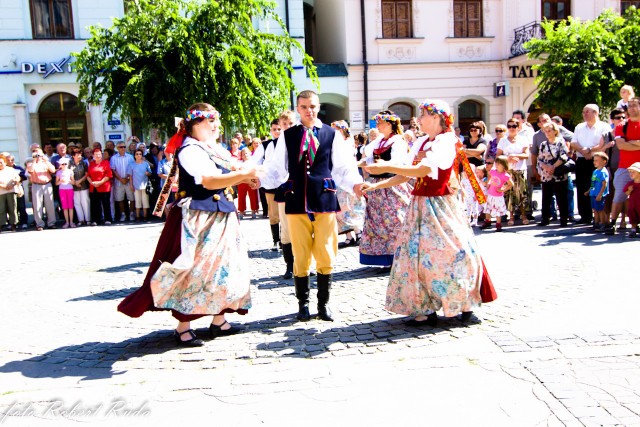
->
[[145, 179, 154, 195], [15, 182, 24, 198], [547, 141, 576, 177]]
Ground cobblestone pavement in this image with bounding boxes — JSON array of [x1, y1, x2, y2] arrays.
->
[[1, 211, 639, 426]]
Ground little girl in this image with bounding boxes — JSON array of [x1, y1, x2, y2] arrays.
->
[[623, 162, 640, 238], [460, 163, 481, 226], [481, 156, 513, 232], [475, 164, 488, 221], [56, 158, 76, 228]]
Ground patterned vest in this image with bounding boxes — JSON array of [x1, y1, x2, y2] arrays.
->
[[369, 138, 395, 179], [411, 139, 455, 197], [282, 124, 340, 214], [176, 143, 236, 212]]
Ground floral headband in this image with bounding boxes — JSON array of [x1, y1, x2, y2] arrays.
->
[[419, 100, 454, 128], [331, 120, 349, 130], [185, 109, 220, 122], [372, 113, 400, 124]]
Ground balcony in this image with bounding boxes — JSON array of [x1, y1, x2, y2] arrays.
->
[[510, 22, 544, 58]]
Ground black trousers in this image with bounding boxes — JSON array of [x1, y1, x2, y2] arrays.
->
[[90, 191, 112, 224], [541, 180, 569, 222], [575, 157, 594, 222]]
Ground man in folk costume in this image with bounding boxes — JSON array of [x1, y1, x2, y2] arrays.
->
[[260, 90, 364, 321]]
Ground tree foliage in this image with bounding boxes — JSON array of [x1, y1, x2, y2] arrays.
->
[[73, 0, 317, 136], [525, 8, 640, 119]]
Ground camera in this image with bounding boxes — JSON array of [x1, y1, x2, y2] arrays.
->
[[32, 153, 42, 158]]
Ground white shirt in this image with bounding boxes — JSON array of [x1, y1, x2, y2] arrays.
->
[[261, 121, 363, 193], [497, 136, 529, 171], [110, 152, 134, 179], [571, 121, 610, 158], [178, 137, 236, 185], [407, 133, 457, 181], [363, 134, 408, 165]]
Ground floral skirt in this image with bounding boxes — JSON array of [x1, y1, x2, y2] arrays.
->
[[150, 202, 252, 315], [505, 169, 529, 213], [485, 194, 508, 217], [385, 195, 482, 317], [336, 187, 366, 234], [359, 177, 411, 266]]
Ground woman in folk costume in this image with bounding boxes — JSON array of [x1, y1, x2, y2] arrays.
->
[[363, 99, 494, 327], [331, 120, 366, 248], [358, 111, 412, 271], [118, 103, 261, 346]]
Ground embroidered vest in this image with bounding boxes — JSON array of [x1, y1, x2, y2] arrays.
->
[[282, 124, 340, 214], [176, 143, 236, 212], [411, 140, 455, 197], [369, 138, 395, 179]]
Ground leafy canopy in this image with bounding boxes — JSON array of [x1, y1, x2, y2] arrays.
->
[[525, 7, 640, 119], [73, 0, 317, 136]]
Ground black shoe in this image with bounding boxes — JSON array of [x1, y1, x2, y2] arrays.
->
[[404, 312, 438, 327], [209, 321, 241, 339], [283, 268, 293, 280], [537, 220, 550, 227], [316, 273, 334, 321], [297, 305, 311, 321], [174, 329, 205, 347], [460, 311, 473, 322], [338, 238, 355, 248], [377, 266, 392, 275]]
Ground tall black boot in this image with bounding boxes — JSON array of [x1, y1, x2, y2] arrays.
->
[[270, 224, 280, 251], [316, 273, 334, 322], [294, 276, 311, 321], [281, 243, 294, 280]]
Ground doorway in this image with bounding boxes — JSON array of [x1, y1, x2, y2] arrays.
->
[[38, 92, 88, 147]]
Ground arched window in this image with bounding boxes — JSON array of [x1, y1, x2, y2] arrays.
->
[[38, 93, 87, 147], [388, 102, 414, 128], [457, 100, 483, 136]]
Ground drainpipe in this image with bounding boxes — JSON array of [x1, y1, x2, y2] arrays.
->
[[285, 0, 294, 110], [360, 0, 369, 129]]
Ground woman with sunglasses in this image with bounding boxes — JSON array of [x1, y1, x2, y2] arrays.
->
[[118, 103, 261, 347], [362, 99, 485, 327], [487, 125, 507, 161], [497, 118, 530, 226], [462, 121, 488, 167]]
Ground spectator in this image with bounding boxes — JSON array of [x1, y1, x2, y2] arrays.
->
[[481, 155, 513, 231], [87, 149, 113, 225], [0, 154, 20, 232], [128, 148, 152, 221], [157, 150, 178, 215], [355, 132, 367, 162], [111, 141, 135, 221], [92, 142, 102, 151], [610, 97, 640, 233], [5, 154, 29, 229], [536, 122, 571, 227], [585, 153, 610, 231], [603, 108, 625, 221], [83, 147, 93, 163], [26, 148, 56, 230], [145, 142, 162, 210], [105, 141, 116, 151], [368, 128, 380, 143], [50, 143, 71, 168], [513, 110, 535, 221], [617, 85, 635, 111], [55, 158, 75, 228], [42, 142, 54, 159], [570, 104, 610, 224], [487, 124, 506, 160], [463, 121, 487, 166], [551, 116, 575, 142], [623, 162, 640, 238], [454, 126, 465, 144], [237, 144, 259, 219], [70, 148, 91, 226], [497, 118, 530, 226]]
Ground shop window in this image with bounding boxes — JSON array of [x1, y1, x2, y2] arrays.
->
[[622, 1, 640, 13], [454, 0, 483, 38], [30, 0, 74, 39], [542, 0, 571, 20], [382, 1, 413, 38]]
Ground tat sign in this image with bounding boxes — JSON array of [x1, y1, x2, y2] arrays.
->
[[21, 56, 73, 79]]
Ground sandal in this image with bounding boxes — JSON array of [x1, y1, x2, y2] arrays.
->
[[338, 238, 355, 248], [174, 329, 205, 347], [522, 218, 530, 225], [209, 320, 242, 339], [507, 219, 515, 226]]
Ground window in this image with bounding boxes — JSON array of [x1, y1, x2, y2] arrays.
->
[[382, 1, 412, 38], [454, 0, 483, 38], [622, 1, 640, 14], [458, 100, 483, 136], [388, 102, 414, 128], [38, 93, 87, 147], [542, 0, 571, 20], [30, 0, 74, 39]]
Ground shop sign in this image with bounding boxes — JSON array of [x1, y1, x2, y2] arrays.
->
[[21, 56, 73, 79], [508, 65, 538, 79], [107, 133, 124, 141]]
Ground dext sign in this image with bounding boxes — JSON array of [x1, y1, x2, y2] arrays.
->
[[21, 56, 73, 79]]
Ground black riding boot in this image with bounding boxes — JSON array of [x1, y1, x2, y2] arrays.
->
[[281, 243, 294, 279], [270, 224, 280, 251], [294, 276, 311, 321], [316, 273, 334, 321]]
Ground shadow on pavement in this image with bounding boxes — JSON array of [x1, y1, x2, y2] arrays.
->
[[252, 266, 386, 290], [67, 287, 140, 302], [97, 262, 149, 274]]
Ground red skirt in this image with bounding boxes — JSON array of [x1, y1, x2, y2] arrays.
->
[[480, 257, 498, 303], [117, 204, 248, 322]]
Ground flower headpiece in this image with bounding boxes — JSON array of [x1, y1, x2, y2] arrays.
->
[[331, 120, 351, 137], [419, 99, 454, 129], [372, 113, 400, 124], [185, 109, 220, 122]]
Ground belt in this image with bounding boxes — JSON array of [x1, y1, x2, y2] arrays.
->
[[33, 181, 51, 185]]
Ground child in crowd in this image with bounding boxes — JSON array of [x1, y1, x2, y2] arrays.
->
[[584, 152, 609, 231], [481, 155, 513, 232], [475, 164, 488, 220], [460, 163, 481, 226], [55, 158, 76, 228], [623, 162, 640, 238]]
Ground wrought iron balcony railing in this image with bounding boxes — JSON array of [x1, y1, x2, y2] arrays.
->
[[510, 21, 544, 57]]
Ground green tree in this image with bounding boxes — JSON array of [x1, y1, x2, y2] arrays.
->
[[74, 0, 316, 136], [525, 8, 640, 119]]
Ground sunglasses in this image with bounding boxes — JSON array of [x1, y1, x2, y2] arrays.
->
[[486, 162, 494, 165], [507, 124, 518, 129], [614, 115, 625, 120], [495, 129, 505, 133], [469, 128, 480, 131], [117, 146, 126, 149]]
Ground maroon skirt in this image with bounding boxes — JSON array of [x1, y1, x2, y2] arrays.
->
[[117, 204, 248, 322]]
